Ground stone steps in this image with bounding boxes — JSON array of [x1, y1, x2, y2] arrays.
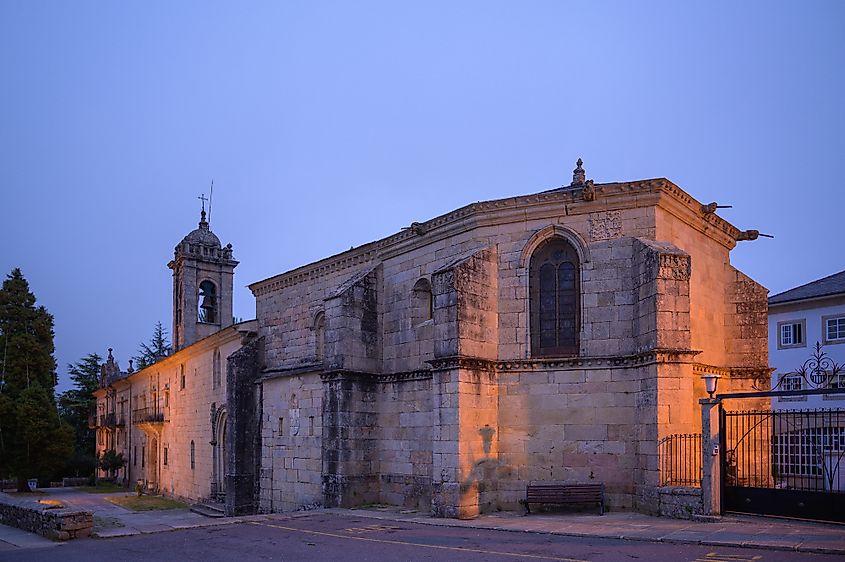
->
[[189, 502, 226, 518]]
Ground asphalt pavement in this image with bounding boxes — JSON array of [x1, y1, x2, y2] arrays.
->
[[2, 511, 843, 562]]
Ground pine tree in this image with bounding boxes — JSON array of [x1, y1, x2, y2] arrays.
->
[[58, 353, 102, 477], [0, 268, 74, 490], [132, 321, 172, 370]]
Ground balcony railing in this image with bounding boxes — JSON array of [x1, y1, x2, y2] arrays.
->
[[132, 407, 167, 425]]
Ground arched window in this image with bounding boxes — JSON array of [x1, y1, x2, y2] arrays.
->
[[198, 280, 217, 323], [314, 312, 325, 363], [411, 278, 433, 325], [190, 440, 195, 470], [212, 348, 221, 389], [529, 237, 581, 357]]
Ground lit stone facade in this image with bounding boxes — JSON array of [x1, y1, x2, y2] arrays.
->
[[95, 163, 770, 518], [93, 324, 255, 501], [248, 166, 769, 518]]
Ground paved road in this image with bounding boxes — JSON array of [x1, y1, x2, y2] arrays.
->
[[2, 512, 841, 562]]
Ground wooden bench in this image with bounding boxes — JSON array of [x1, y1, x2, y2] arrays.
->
[[521, 483, 605, 515]]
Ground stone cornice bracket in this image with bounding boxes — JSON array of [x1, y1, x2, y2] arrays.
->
[[426, 356, 498, 372]]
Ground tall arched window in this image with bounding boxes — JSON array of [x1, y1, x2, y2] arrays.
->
[[314, 312, 325, 363], [212, 348, 221, 389], [529, 237, 581, 357], [198, 280, 217, 323], [411, 278, 433, 325]]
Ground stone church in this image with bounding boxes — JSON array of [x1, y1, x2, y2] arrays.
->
[[94, 160, 769, 518]]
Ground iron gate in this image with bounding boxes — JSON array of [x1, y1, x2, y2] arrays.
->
[[722, 407, 845, 521]]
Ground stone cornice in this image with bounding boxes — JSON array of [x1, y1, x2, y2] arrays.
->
[[692, 363, 775, 380], [427, 356, 498, 372], [320, 369, 432, 384], [248, 177, 745, 296], [497, 349, 702, 371]]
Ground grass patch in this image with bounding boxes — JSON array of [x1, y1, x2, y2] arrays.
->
[[7, 490, 47, 496], [77, 482, 129, 494], [105, 495, 187, 511]]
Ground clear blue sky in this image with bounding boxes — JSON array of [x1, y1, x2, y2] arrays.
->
[[1, 1, 843, 392]]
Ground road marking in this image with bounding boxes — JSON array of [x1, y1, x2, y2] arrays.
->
[[248, 521, 589, 562], [343, 523, 404, 534], [693, 553, 762, 561]]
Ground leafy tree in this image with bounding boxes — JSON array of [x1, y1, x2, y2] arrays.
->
[[97, 449, 126, 480], [132, 321, 171, 370], [0, 269, 74, 490], [58, 353, 102, 477]]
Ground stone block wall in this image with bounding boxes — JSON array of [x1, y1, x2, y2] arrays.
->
[[0, 493, 93, 540], [497, 363, 650, 512], [260, 372, 324, 513], [322, 373, 380, 508], [375, 375, 433, 510], [325, 266, 382, 372]]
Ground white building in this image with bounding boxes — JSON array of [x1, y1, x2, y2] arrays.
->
[[768, 269, 845, 410]]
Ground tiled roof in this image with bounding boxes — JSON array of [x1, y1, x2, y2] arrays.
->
[[768, 270, 845, 305]]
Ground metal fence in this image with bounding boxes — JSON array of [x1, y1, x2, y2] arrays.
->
[[658, 433, 702, 487], [723, 408, 845, 492]]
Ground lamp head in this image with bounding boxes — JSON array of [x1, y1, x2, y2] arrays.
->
[[701, 373, 719, 399]]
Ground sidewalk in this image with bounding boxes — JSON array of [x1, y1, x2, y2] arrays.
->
[[325, 506, 845, 555], [25, 487, 248, 539]]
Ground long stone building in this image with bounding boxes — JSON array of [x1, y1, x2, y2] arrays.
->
[[94, 161, 770, 518]]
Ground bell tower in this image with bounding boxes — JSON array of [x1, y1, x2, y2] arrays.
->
[[168, 207, 238, 351]]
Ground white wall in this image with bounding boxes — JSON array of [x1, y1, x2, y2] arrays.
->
[[769, 295, 845, 410]]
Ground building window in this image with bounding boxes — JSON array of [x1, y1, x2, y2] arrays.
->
[[781, 375, 803, 391], [212, 348, 222, 389], [411, 278, 433, 325], [142, 446, 145, 468], [824, 316, 845, 345], [180, 364, 186, 390], [313, 312, 325, 363], [529, 237, 581, 357], [278, 417, 284, 436], [134, 446, 137, 466], [777, 320, 806, 349], [164, 447, 168, 466], [190, 441, 195, 470], [198, 280, 218, 323], [773, 427, 845, 477]]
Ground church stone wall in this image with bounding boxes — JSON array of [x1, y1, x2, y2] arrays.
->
[[246, 177, 769, 517], [374, 376, 433, 510], [259, 372, 324, 513]]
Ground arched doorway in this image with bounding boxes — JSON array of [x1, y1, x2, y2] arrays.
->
[[212, 410, 227, 501]]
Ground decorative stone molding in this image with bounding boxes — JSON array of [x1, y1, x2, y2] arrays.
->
[[588, 211, 622, 242], [320, 369, 432, 384], [426, 356, 498, 372], [498, 348, 701, 372], [519, 224, 591, 267], [654, 252, 691, 281], [249, 176, 745, 296], [692, 363, 774, 381]]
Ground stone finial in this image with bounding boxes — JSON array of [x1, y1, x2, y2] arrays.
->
[[199, 208, 208, 229], [128, 359, 134, 373], [571, 158, 586, 186]]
